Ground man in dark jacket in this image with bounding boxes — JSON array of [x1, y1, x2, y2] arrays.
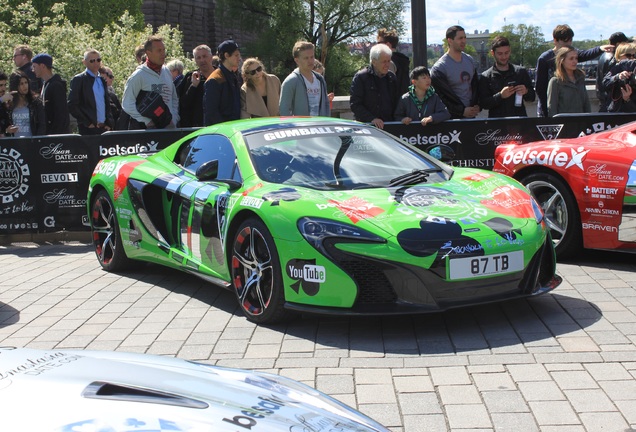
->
[[203, 40, 242, 125], [178, 45, 217, 127], [32, 53, 70, 135], [377, 28, 411, 96], [535, 24, 613, 117], [478, 36, 535, 118], [67, 49, 114, 135], [350, 43, 399, 129]]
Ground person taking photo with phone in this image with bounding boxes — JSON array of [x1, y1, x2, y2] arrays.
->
[[478, 36, 535, 118]]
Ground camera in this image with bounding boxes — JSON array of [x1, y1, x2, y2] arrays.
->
[[619, 76, 636, 89], [619, 68, 636, 89]]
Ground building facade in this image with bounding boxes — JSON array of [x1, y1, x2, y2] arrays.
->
[[466, 30, 492, 72], [142, 0, 254, 56]]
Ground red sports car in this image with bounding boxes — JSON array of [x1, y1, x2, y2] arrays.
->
[[493, 121, 636, 259]]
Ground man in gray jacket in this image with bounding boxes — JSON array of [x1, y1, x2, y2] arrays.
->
[[121, 35, 179, 129], [279, 41, 330, 116]]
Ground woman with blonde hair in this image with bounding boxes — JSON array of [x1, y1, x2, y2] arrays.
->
[[240, 58, 281, 118], [547, 45, 591, 116], [603, 42, 636, 112], [614, 42, 636, 62]]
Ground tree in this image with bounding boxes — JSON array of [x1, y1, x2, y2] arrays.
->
[[218, 0, 406, 90], [490, 24, 548, 68], [0, 2, 191, 98], [2, 0, 144, 34]]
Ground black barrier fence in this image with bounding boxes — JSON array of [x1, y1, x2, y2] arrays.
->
[[2, 113, 636, 235]]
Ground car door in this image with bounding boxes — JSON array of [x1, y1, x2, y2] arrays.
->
[[168, 133, 241, 280]]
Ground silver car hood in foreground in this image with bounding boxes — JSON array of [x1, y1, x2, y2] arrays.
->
[[0, 347, 387, 431]]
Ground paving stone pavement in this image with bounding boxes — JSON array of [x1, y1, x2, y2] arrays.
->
[[2, 241, 636, 431]]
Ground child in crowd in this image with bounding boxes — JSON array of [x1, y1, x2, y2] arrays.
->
[[394, 66, 450, 126]]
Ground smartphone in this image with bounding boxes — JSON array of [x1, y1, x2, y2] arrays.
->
[[507, 81, 517, 87]]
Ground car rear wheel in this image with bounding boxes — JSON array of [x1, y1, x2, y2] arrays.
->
[[520, 172, 582, 260], [91, 189, 132, 272], [231, 218, 290, 324]]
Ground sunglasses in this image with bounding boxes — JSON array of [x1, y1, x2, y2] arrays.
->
[[247, 66, 263, 75], [624, 53, 635, 59], [89, 58, 102, 63]]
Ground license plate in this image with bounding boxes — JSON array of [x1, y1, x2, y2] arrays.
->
[[449, 250, 524, 280]]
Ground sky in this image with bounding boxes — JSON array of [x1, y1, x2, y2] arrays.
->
[[402, 0, 634, 44]]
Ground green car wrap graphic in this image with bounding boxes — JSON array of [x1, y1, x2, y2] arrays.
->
[[88, 117, 560, 323]]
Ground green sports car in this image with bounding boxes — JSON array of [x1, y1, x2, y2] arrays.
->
[[88, 117, 561, 324]]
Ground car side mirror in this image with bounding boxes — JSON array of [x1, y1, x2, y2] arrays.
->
[[426, 144, 455, 163], [196, 159, 219, 181]]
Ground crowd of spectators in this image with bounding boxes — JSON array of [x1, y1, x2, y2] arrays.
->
[[0, 25, 634, 138]]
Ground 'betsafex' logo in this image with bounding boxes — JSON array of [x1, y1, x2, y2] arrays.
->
[[501, 146, 589, 170]]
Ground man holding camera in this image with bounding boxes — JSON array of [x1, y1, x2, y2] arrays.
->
[[478, 36, 535, 118]]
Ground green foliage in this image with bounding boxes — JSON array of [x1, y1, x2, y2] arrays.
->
[[322, 44, 367, 96], [0, 2, 192, 97], [2, 0, 144, 33], [490, 24, 549, 67], [573, 39, 607, 51], [219, 0, 406, 94]]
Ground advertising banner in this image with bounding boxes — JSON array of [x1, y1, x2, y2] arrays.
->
[[2, 114, 636, 234]]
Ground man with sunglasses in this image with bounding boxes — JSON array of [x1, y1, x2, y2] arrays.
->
[[13, 44, 41, 93], [535, 24, 613, 117], [68, 49, 114, 135], [32, 53, 70, 134]]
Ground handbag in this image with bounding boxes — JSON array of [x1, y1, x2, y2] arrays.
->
[[136, 90, 172, 129]]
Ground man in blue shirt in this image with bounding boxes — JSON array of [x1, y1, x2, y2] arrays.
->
[[67, 49, 113, 135]]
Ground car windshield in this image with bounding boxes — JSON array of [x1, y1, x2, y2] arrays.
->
[[244, 125, 449, 190]]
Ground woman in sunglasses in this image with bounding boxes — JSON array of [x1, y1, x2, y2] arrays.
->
[[240, 58, 281, 118], [603, 43, 636, 112]]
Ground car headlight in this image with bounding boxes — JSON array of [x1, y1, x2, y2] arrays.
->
[[530, 195, 544, 224], [298, 217, 385, 252]]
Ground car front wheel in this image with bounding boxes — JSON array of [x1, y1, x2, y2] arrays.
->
[[90, 189, 132, 272], [520, 172, 582, 260], [231, 218, 290, 324]]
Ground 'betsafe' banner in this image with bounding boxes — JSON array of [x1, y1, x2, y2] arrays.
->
[[0, 129, 189, 235], [384, 113, 636, 169], [1, 113, 636, 234]]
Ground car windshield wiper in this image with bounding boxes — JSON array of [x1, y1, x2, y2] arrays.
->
[[389, 168, 440, 186]]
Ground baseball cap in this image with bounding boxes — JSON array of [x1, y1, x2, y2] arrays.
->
[[32, 53, 53, 68], [609, 32, 633, 46], [217, 40, 239, 57]]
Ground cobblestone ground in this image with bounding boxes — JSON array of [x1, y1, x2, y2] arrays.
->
[[1, 241, 636, 431]]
